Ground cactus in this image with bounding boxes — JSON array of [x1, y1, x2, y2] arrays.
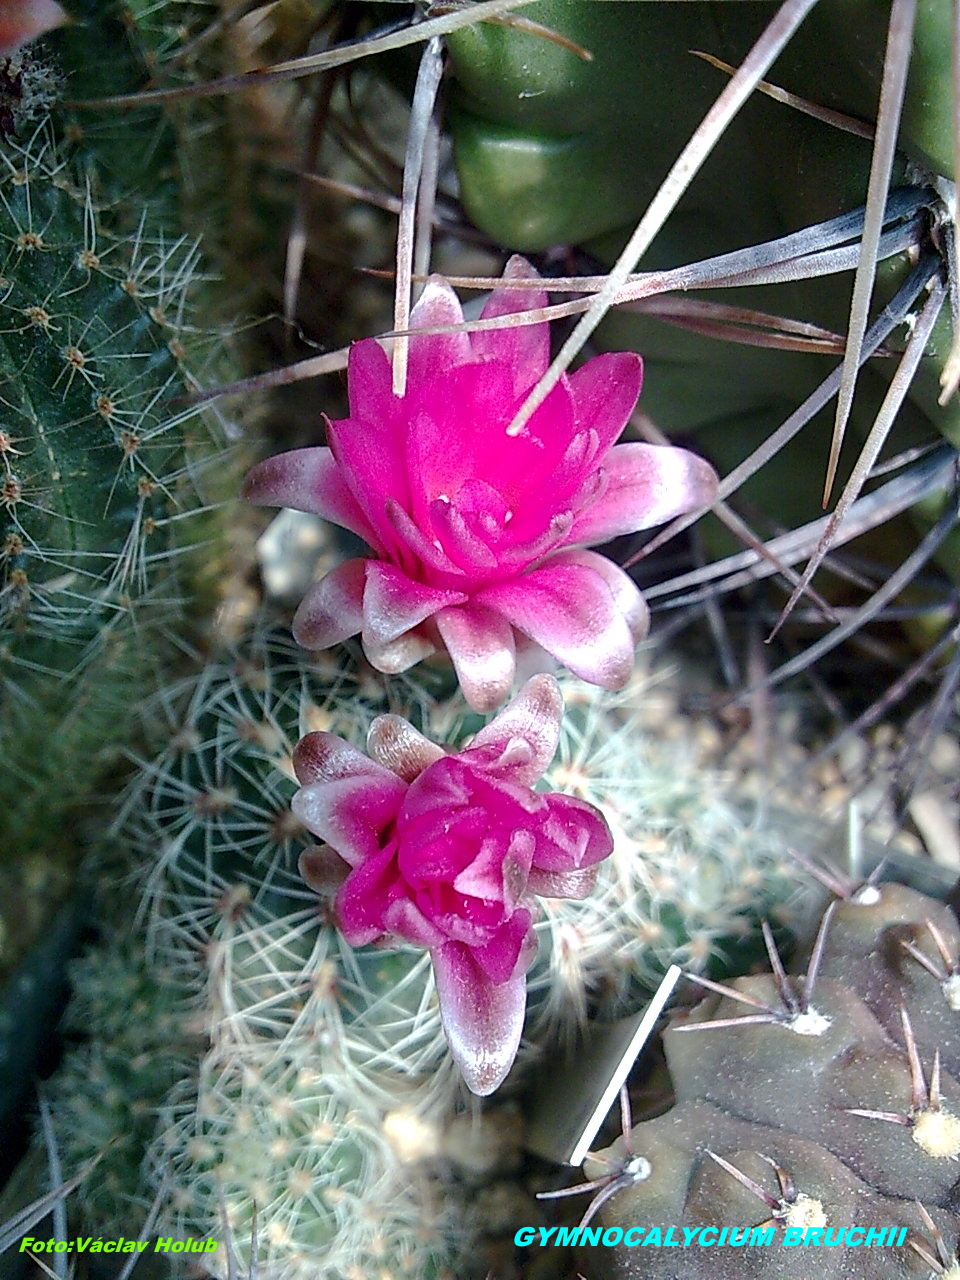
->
[[53, 0, 184, 232], [442, 0, 960, 695], [0, 4, 230, 1165], [46, 609, 822, 1275], [570, 876, 960, 1278], [56, 0, 347, 342], [150, 1048, 453, 1280], [123, 618, 452, 1083], [47, 937, 197, 1230], [0, 107, 227, 985], [53, 931, 454, 1278], [0, 896, 84, 1140], [48, 614, 459, 1277], [530, 671, 805, 1041], [23, 7, 958, 1280]]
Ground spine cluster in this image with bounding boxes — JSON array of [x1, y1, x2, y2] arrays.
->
[[579, 879, 960, 1278], [51, 617, 456, 1277], [24, 9, 958, 1280], [0, 112, 224, 988]]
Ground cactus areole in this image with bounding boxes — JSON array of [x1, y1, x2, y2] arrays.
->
[[292, 675, 614, 1094], [244, 256, 717, 711]]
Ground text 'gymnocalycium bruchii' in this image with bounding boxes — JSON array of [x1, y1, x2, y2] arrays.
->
[[243, 256, 718, 711], [292, 675, 613, 1095]]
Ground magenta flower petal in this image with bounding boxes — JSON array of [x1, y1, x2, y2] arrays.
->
[[244, 256, 717, 708], [290, 676, 614, 1094], [472, 254, 549, 394], [403, 361, 576, 545], [338, 849, 447, 949], [567, 441, 720, 544], [568, 352, 644, 454], [385, 496, 465, 580], [471, 907, 534, 983], [382, 895, 447, 949], [534, 793, 615, 872], [242, 447, 379, 548], [329, 343, 411, 554], [335, 845, 403, 944], [341, 340, 400, 459], [435, 604, 517, 714], [292, 732, 406, 865], [432, 941, 528, 1096], [475, 558, 635, 690], [452, 830, 535, 915], [482, 509, 575, 576], [406, 277, 472, 386], [292, 558, 366, 650], [427, 495, 500, 573]]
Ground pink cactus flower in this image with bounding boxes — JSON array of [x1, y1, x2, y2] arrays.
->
[[244, 257, 717, 711], [292, 675, 612, 1095]]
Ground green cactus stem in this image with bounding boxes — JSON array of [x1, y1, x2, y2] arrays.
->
[[0, 116, 226, 984], [571, 877, 960, 1279]]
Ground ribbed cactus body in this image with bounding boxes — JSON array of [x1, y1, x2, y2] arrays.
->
[[48, 610, 815, 1272], [803, 882, 960, 1078], [586, 1099, 956, 1279], [0, 117, 224, 987], [530, 673, 803, 1041], [54, 0, 183, 227], [49, 616, 455, 1277], [49, 938, 197, 1228], [0, 130, 193, 661], [124, 619, 451, 1074], [580, 879, 960, 1278], [152, 1036, 448, 1280]]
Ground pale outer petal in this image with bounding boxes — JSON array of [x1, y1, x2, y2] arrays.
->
[[242, 447, 378, 546], [363, 627, 437, 674], [555, 548, 650, 645], [467, 674, 563, 787], [475, 559, 635, 690], [0, 0, 67, 52], [366, 714, 446, 782], [567, 442, 719, 544], [362, 561, 468, 645], [527, 865, 599, 899], [293, 730, 401, 787], [432, 941, 528, 1096], [291, 732, 406, 866], [298, 845, 350, 895], [435, 604, 517, 714], [292, 559, 366, 650]]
